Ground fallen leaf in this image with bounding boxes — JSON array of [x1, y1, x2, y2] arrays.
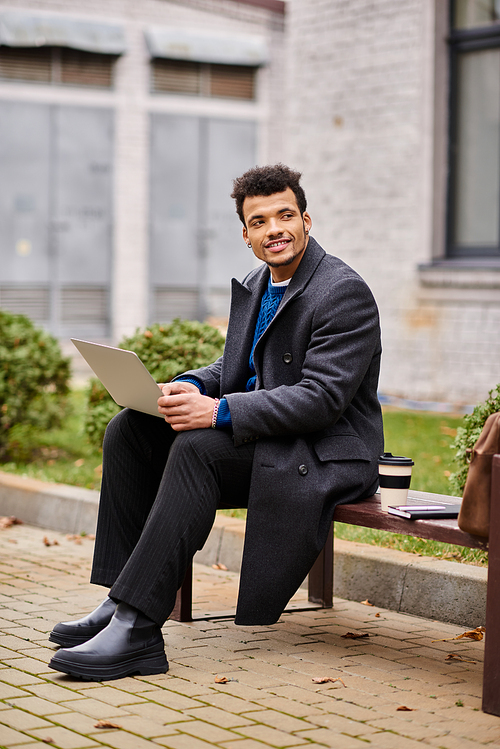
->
[[341, 632, 369, 639], [41, 739, 55, 744], [94, 720, 121, 729], [397, 706, 415, 711], [374, 612, 381, 618], [212, 563, 228, 570], [0, 516, 23, 530], [361, 599, 374, 606], [445, 653, 476, 663], [311, 677, 346, 687], [214, 675, 228, 683], [432, 626, 485, 643], [7, 538, 17, 544], [74, 458, 85, 467], [43, 537, 59, 547]]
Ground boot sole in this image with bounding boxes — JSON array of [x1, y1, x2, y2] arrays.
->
[[49, 650, 169, 681]]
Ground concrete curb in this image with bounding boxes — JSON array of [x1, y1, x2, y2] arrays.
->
[[0, 471, 486, 628]]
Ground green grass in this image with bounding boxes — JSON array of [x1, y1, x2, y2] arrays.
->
[[0, 395, 486, 565], [0, 390, 103, 491]]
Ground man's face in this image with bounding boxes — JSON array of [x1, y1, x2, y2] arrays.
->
[[242, 188, 312, 282]]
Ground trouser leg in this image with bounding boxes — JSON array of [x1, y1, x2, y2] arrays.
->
[[91, 408, 176, 586], [91, 409, 255, 626]]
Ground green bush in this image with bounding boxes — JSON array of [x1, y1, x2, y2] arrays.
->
[[85, 318, 225, 447], [0, 309, 71, 461], [449, 383, 500, 495]]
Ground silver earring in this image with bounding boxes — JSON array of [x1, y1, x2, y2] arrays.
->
[[247, 243, 252, 248]]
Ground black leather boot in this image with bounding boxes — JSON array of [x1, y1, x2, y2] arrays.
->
[[48, 602, 168, 681], [49, 597, 117, 648]]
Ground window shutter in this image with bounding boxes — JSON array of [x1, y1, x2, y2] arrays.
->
[[152, 59, 255, 100], [0, 287, 50, 322], [0, 46, 114, 87], [153, 288, 199, 322], [60, 49, 114, 87], [152, 59, 201, 94], [0, 47, 51, 82], [210, 64, 255, 99], [61, 287, 109, 324]]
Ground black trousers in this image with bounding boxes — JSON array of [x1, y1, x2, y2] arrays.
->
[[90, 408, 255, 626]]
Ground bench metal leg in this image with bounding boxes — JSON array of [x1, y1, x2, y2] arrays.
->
[[170, 563, 193, 622], [170, 525, 335, 623], [308, 524, 334, 607], [482, 454, 500, 716]]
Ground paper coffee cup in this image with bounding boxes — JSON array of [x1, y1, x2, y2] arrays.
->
[[378, 453, 414, 512]]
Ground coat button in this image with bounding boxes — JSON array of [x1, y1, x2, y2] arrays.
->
[[283, 352, 293, 364], [298, 464, 308, 476]]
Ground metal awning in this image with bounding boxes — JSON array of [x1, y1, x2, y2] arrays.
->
[[0, 11, 126, 55], [145, 26, 268, 67]]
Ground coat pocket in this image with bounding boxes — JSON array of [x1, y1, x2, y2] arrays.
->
[[313, 434, 371, 462]]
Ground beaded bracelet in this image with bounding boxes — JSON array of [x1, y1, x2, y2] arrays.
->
[[211, 398, 220, 429]]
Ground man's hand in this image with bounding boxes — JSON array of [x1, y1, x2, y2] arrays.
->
[[158, 382, 215, 431]]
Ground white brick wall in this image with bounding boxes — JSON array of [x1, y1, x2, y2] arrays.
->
[[284, 0, 499, 406]]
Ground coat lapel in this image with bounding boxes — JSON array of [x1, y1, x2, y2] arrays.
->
[[220, 266, 269, 394]]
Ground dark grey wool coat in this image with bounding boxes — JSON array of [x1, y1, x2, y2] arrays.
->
[[184, 237, 384, 625]]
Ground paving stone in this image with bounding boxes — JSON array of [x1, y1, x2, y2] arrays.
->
[[0, 723, 33, 747], [164, 718, 242, 742], [154, 733, 226, 749], [89, 728, 164, 749], [0, 682, 28, 700], [222, 741, 288, 749], [239, 709, 317, 733], [27, 725, 100, 748], [98, 713, 179, 738], [6, 695, 70, 717], [184, 704, 256, 728], [236, 723, 310, 746], [77, 686, 147, 708], [58, 698, 132, 719], [253, 695, 325, 717], [0, 707, 54, 731], [24, 682, 87, 703], [133, 687, 202, 710], [293, 728, 371, 747]]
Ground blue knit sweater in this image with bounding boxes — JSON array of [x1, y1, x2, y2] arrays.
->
[[177, 277, 288, 428]]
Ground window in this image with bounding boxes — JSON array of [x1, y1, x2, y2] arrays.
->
[[448, 0, 500, 257], [0, 46, 116, 88], [152, 59, 256, 100]]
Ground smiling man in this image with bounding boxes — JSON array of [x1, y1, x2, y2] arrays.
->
[[49, 164, 384, 681]]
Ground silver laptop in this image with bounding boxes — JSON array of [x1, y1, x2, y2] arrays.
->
[[71, 339, 164, 418]]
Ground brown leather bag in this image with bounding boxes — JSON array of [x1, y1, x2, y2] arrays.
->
[[458, 412, 500, 538]]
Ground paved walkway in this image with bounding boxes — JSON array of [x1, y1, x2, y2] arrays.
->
[[0, 522, 498, 749]]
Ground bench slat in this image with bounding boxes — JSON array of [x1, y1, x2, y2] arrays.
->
[[334, 493, 488, 551]]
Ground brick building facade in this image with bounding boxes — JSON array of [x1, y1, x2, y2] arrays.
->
[[1, 0, 498, 405], [285, 0, 500, 407]]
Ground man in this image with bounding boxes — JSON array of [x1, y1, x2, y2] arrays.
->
[[49, 164, 384, 681]]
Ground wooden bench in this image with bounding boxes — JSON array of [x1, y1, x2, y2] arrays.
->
[[172, 456, 500, 717]]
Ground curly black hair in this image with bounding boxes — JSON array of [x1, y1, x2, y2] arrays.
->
[[231, 163, 307, 225]]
